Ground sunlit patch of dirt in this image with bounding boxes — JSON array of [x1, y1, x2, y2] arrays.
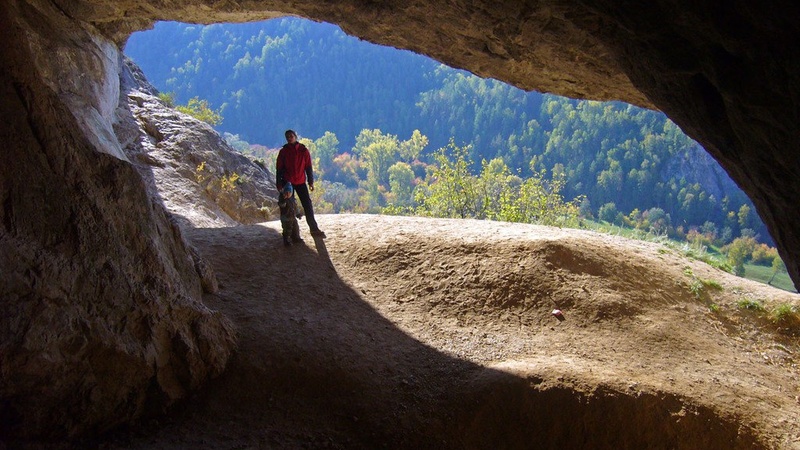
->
[[95, 214, 800, 450]]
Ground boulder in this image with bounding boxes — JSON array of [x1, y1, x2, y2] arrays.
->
[[118, 57, 279, 229]]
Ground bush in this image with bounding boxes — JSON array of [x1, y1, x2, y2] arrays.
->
[[771, 303, 799, 325], [725, 236, 758, 277], [736, 298, 765, 312], [598, 202, 618, 223], [158, 91, 176, 107], [176, 96, 223, 125], [416, 141, 582, 226], [684, 268, 723, 299], [195, 161, 241, 193]]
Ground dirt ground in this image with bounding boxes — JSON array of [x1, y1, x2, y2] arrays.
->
[[102, 214, 800, 449]]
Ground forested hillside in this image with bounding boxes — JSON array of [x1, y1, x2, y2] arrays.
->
[[125, 19, 439, 149], [124, 18, 770, 247]]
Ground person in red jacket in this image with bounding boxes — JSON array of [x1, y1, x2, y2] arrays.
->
[[276, 130, 326, 238]]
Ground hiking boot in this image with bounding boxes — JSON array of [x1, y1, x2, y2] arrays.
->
[[310, 229, 326, 238]]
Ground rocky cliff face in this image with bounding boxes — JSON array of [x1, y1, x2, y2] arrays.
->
[[0, 0, 238, 441], [2, 0, 800, 441], [118, 57, 279, 229], [661, 144, 744, 210]]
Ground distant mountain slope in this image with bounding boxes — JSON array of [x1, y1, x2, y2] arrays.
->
[[124, 19, 439, 150]]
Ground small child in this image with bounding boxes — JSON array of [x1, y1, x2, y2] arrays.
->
[[278, 184, 302, 246]]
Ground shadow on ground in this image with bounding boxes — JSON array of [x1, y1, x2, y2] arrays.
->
[[97, 222, 761, 450]]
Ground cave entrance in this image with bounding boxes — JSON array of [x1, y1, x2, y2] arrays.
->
[[124, 18, 788, 291]]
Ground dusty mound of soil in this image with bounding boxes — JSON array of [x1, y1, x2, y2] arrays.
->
[[103, 214, 800, 449]]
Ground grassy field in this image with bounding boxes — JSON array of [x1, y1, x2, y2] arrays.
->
[[744, 263, 796, 292], [580, 220, 796, 293]]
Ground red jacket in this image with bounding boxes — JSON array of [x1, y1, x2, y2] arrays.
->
[[276, 142, 314, 188]]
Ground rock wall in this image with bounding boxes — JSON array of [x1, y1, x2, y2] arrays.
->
[[118, 57, 279, 229], [0, 0, 235, 441]]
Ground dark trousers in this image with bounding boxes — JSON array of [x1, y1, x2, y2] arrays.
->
[[292, 182, 319, 232]]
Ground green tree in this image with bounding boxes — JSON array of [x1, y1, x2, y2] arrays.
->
[[416, 140, 483, 219], [353, 129, 392, 155], [700, 221, 718, 241], [579, 198, 593, 219], [596, 160, 623, 197], [352, 129, 401, 188], [388, 161, 415, 207], [598, 202, 619, 224], [314, 131, 340, 174], [362, 140, 399, 188], [768, 256, 787, 285], [399, 129, 428, 162], [321, 182, 359, 212], [222, 132, 251, 152], [726, 236, 757, 277], [645, 207, 670, 234], [176, 96, 223, 125], [737, 204, 754, 231]]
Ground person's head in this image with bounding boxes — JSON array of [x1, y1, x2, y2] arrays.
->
[[282, 184, 293, 198], [285, 129, 297, 143]]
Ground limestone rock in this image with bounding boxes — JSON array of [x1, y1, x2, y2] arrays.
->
[[117, 56, 279, 229], [661, 144, 743, 205], [1, 0, 236, 441]]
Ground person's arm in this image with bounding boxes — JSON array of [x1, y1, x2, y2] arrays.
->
[[276, 149, 286, 189], [304, 146, 314, 190]]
